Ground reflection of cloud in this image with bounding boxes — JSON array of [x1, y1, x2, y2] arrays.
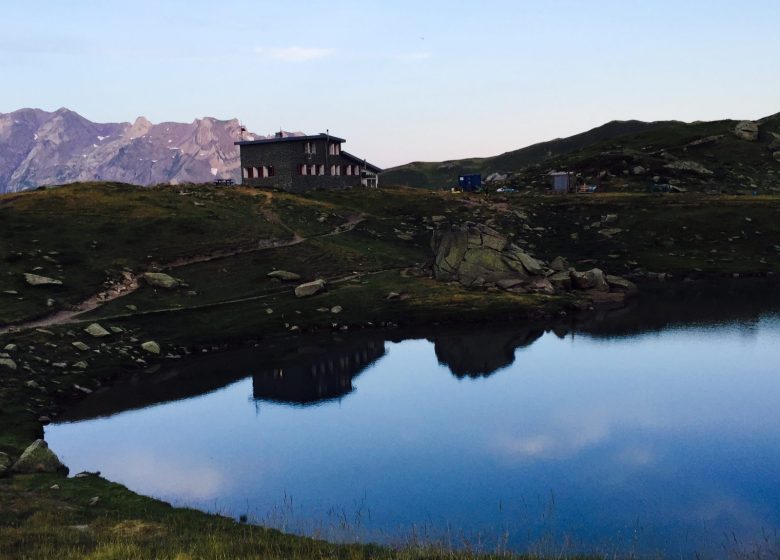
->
[[491, 419, 610, 461], [102, 452, 225, 501], [254, 46, 335, 62]]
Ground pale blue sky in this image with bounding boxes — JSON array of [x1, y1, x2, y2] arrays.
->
[[2, 0, 779, 167]]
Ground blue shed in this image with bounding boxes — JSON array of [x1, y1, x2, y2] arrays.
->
[[458, 174, 482, 192]]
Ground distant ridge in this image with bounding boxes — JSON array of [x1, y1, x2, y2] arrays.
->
[[383, 114, 780, 192], [0, 108, 271, 193]]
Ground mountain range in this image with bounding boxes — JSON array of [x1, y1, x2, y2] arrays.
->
[[0, 108, 266, 193]]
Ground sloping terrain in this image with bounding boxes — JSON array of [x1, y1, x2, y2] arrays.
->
[[384, 114, 780, 192]]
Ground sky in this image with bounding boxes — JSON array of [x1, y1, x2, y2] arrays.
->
[[1, 0, 779, 168]]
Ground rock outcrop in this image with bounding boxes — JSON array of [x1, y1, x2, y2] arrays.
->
[[431, 222, 637, 300], [734, 120, 760, 141]]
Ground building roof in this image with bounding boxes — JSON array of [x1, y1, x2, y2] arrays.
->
[[341, 151, 383, 173], [234, 132, 346, 146]]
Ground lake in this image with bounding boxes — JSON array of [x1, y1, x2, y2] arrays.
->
[[46, 283, 780, 557]]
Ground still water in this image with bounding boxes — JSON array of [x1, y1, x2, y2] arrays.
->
[[46, 288, 780, 557]]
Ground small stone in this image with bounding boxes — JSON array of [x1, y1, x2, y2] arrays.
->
[[73, 384, 92, 394], [88, 496, 100, 507], [330, 306, 343, 314], [25, 380, 40, 389], [72, 341, 90, 351], [386, 292, 401, 300], [73, 361, 88, 369], [265, 308, 273, 314], [109, 326, 123, 334], [126, 304, 137, 311], [141, 341, 161, 355], [142, 272, 180, 289], [3, 344, 16, 352], [50, 484, 60, 490], [0, 358, 17, 371], [294, 279, 326, 298], [84, 323, 111, 338], [24, 273, 62, 286], [267, 270, 301, 281]]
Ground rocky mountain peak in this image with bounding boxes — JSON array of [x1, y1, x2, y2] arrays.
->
[[0, 108, 257, 192]]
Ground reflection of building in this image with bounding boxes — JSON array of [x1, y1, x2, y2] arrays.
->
[[252, 340, 386, 405], [430, 328, 543, 378]]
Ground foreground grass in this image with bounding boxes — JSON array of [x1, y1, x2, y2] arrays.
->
[[1, 474, 607, 560]]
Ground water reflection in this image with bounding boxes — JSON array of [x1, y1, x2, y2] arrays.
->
[[252, 339, 385, 405]]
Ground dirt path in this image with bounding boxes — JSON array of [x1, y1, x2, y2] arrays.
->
[[1, 207, 365, 334]]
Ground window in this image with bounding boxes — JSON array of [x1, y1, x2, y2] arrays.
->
[[329, 142, 341, 156], [345, 165, 352, 176], [319, 164, 325, 175], [243, 167, 250, 179], [309, 164, 317, 175], [299, 164, 307, 176], [268, 166, 275, 177], [330, 164, 341, 176], [304, 141, 316, 154]]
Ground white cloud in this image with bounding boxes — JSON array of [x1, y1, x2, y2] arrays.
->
[[254, 46, 335, 62]]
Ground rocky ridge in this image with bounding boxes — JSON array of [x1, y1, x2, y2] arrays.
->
[[0, 108, 273, 193]]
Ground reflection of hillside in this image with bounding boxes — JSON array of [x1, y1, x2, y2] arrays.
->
[[575, 279, 780, 339], [252, 339, 385, 405], [429, 328, 543, 378]]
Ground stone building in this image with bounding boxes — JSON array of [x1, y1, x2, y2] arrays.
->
[[235, 132, 381, 191]]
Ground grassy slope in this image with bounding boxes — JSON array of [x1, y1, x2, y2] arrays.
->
[[382, 114, 780, 192]]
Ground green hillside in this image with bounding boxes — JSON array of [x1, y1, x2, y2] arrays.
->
[[383, 114, 780, 193]]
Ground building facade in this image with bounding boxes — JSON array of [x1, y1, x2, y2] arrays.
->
[[235, 133, 381, 192]]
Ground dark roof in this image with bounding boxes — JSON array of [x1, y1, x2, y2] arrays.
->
[[235, 132, 346, 146], [342, 151, 383, 173]]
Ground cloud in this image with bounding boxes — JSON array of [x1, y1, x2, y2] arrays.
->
[[254, 46, 335, 62]]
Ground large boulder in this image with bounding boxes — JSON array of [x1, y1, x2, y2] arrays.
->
[[734, 120, 759, 141], [294, 279, 326, 298], [11, 440, 67, 474], [571, 268, 609, 291], [267, 270, 301, 281], [24, 273, 62, 286], [142, 272, 180, 289], [432, 223, 535, 287], [549, 256, 569, 272]]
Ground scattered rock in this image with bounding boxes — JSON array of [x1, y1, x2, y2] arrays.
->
[[632, 166, 646, 175], [267, 270, 301, 281], [11, 440, 67, 474], [549, 256, 569, 272], [496, 278, 525, 290], [84, 323, 111, 338], [571, 268, 609, 291], [606, 275, 638, 295], [142, 272, 180, 289], [25, 380, 40, 389], [773, 151, 780, 162], [24, 273, 62, 286], [330, 306, 343, 314], [0, 452, 12, 477], [665, 160, 714, 175], [126, 304, 138, 311], [3, 344, 16, 352], [89, 496, 100, 507], [602, 214, 619, 224], [599, 228, 623, 237], [549, 271, 573, 290], [141, 341, 161, 355], [73, 384, 92, 394], [294, 279, 326, 298], [73, 361, 88, 369], [527, 278, 555, 295], [265, 308, 274, 314], [109, 326, 123, 334], [386, 292, 401, 301], [734, 120, 759, 141], [0, 358, 17, 371]]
